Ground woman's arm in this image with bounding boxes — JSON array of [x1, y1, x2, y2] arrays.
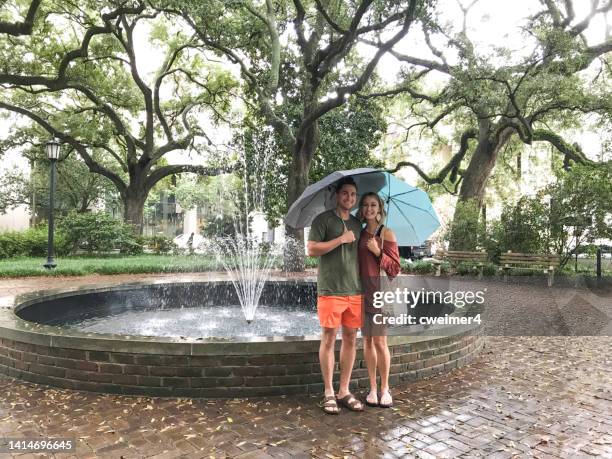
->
[[380, 228, 401, 279]]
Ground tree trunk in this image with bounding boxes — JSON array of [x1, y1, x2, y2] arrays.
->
[[283, 125, 319, 271], [449, 127, 513, 250], [123, 190, 147, 234]]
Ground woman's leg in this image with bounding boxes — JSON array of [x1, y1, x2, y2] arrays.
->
[[374, 335, 392, 405], [363, 336, 378, 404]]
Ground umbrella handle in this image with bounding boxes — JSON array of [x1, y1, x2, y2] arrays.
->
[[380, 202, 390, 253]]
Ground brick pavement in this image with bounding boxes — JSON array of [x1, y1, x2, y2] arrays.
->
[[0, 274, 610, 458], [0, 336, 610, 458]]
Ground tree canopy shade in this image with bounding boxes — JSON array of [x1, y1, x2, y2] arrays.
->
[[166, 0, 431, 269], [0, 1, 236, 231], [371, 0, 612, 248]]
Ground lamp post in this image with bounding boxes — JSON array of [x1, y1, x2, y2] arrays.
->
[[44, 139, 60, 269]]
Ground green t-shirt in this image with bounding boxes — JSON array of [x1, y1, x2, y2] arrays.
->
[[308, 209, 362, 296]]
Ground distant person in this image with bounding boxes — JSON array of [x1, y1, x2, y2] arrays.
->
[[187, 232, 194, 254], [307, 176, 364, 414], [358, 192, 400, 408]]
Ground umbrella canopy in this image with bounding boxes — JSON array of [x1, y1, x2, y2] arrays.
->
[[375, 172, 440, 246], [284, 168, 384, 229], [284, 168, 440, 246]]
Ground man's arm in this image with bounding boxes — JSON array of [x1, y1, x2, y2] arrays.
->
[[307, 229, 355, 257]]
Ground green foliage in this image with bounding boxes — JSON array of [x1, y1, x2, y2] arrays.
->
[[0, 2, 237, 229], [412, 261, 435, 274], [548, 164, 612, 253], [59, 211, 142, 254], [400, 260, 436, 275], [305, 256, 319, 269], [0, 254, 225, 277], [172, 176, 213, 213], [490, 195, 551, 256], [455, 262, 473, 276], [309, 97, 387, 183], [0, 132, 120, 217], [143, 235, 177, 255], [0, 225, 69, 259], [447, 199, 485, 251], [482, 263, 496, 277], [238, 96, 387, 224], [201, 214, 237, 239], [453, 262, 495, 277], [482, 164, 612, 267]]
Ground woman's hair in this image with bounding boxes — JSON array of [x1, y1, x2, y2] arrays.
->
[[357, 192, 386, 223]]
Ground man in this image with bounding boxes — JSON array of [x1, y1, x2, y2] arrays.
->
[[307, 176, 364, 414]]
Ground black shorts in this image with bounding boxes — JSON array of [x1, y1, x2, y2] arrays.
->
[[361, 311, 388, 337]]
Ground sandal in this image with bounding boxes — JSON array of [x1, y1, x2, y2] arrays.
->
[[365, 390, 379, 407], [379, 390, 393, 408], [336, 393, 364, 412], [318, 395, 340, 415]]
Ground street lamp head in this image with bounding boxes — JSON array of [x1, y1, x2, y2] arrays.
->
[[46, 138, 61, 160]]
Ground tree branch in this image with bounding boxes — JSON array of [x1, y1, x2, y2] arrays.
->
[[180, 11, 296, 150], [0, 101, 127, 194], [145, 164, 233, 193], [532, 129, 596, 164], [116, 15, 154, 154], [303, 0, 419, 127], [0, 0, 42, 36], [387, 128, 478, 184]]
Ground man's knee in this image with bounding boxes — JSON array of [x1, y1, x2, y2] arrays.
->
[[341, 327, 357, 345], [320, 328, 337, 348]]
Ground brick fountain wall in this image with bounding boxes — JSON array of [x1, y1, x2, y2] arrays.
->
[[0, 332, 483, 397]]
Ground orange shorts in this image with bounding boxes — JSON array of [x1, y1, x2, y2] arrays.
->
[[317, 295, 363, 329]]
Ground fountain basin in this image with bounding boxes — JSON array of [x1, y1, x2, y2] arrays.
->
[[0, 279, 483, 397]]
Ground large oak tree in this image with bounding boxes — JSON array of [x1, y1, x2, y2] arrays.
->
[[0, 1, 236, 232], [372, 0, 612, 248], [168, 0, 430, 268]]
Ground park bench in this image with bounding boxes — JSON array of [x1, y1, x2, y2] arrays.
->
[[434, 249, 488, 279], [499, 251, 560, 287]]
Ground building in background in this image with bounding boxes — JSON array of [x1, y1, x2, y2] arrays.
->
[[0, 150, 30, 231]]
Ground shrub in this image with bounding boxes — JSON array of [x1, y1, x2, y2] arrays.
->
[[482, 262, 497, 277], [0, 226, 69, 259], [401, 260, 446, 275], [0, 232, 25, 258], [144, 235, 177, 254], [400, 258, 413, 273], [412, 261, 435, 274], [305, 256, 318, 268], [446, 199, 485, 251], [59, 211, 142, 254]]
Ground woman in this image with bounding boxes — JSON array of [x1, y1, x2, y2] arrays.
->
[[358, 192, 401, 408]]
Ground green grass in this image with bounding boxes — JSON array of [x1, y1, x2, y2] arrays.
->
[[0, 254, 609, 279], [0, 254, 226, 278]]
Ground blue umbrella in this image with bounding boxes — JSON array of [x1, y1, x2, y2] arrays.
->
[[285, 168, 440, 246], [372, 172, 440, 246]]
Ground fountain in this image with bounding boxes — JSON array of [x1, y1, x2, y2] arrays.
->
[[0, 277, 482, 397], [216, 234, 277, 323], [209, 147, 278, 323], [0, 152, 482, 397]]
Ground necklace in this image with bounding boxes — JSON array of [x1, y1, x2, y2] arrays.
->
[[366, 223, 381, 236]]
